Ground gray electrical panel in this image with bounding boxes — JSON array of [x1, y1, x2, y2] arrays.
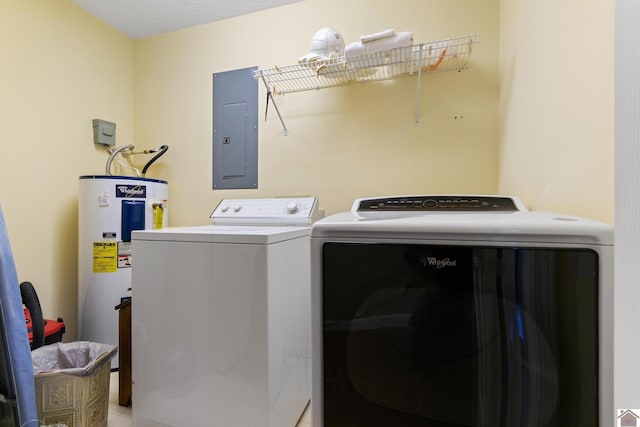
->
[[92, 119, 116, 146], [212, 67, 258, 190]]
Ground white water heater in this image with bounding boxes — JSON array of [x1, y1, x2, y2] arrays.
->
[[78, 175, 168, 367]]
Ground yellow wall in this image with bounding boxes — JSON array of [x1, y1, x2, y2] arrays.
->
[[499, 0, 614, 223], [0, 0, 614, 341], [0, 0, 134, 339], [134, 0, 500, 225]]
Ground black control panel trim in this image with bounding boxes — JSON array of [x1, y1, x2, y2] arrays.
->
[[357, 196, 519, 212]]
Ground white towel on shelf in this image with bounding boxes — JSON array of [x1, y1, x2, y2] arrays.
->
[[345, 31, 413, 61], [298, 52, 323, 64], [298, 51, 341, 68], [360, 29, 395, 43]]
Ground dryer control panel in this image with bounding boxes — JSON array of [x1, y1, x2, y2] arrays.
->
[[211, 197, 323, 225], [355, 195, 526, 212]]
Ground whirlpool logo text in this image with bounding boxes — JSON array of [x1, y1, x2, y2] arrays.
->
[[423, 257, 457, 269], [116, 185, 147, 198]]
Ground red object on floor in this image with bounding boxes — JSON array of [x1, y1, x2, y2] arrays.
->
[[25, 308, 65, 345]]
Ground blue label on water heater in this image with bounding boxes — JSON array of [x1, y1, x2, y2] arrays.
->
[[115, 185, 147, 198]]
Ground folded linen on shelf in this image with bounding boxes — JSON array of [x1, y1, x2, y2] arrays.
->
[[345, 31, 413, 62], [360, 29, 395, 43], [298, 51, 341, 70], [298, 52, 323, 64]]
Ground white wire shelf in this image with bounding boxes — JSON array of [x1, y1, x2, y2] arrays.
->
[[254, 34, 479, 95], [254, 34, 480, 134]]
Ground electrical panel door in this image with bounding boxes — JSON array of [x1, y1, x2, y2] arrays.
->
[[212, 67, 258, 189]]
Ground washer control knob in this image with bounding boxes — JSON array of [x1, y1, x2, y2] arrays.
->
[[220, 206, 230, 213], [286, 202, 299, 214], [233, 205, 242, 213]]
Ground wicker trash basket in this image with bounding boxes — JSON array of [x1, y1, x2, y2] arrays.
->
[[32, 341, 116, 427]]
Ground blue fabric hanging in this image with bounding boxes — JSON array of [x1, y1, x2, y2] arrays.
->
[[0, 205, 38, 427]]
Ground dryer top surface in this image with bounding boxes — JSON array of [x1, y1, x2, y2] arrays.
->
[[312, 196, 613, 246]]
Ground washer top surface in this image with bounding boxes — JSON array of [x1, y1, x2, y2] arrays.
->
[[311, 195, 613, 246], [132, 224, 311, 244]]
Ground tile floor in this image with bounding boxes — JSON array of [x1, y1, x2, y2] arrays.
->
[[106, 372, 311, 426], [106, 372, 132, 427]]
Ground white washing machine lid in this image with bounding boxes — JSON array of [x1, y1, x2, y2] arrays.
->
[[132, 225, 311, 245], [311, 195, 613, 246]]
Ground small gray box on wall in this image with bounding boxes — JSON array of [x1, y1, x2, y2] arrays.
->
[[92, 119, 116, 146], [212, 67, 258, 189]]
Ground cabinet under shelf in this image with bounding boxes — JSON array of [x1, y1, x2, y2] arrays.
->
[[254, 34, 479, 133]]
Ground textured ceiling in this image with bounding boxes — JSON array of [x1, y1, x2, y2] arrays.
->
[[72, 0, 304, 39]]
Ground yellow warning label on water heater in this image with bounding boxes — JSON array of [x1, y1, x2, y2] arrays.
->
[[93, 241, 118, 273]]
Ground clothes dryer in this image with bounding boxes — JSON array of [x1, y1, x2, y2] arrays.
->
[[131, 197, 321, 427], [310, 195, 613, 427]]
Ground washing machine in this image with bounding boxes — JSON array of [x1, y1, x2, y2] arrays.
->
[[310, 195, 614, 427], [131, 197, 321, 427]]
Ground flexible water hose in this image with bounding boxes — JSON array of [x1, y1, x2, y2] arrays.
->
[[142, 145, 169, 176], [105, 144, 135, 175]]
